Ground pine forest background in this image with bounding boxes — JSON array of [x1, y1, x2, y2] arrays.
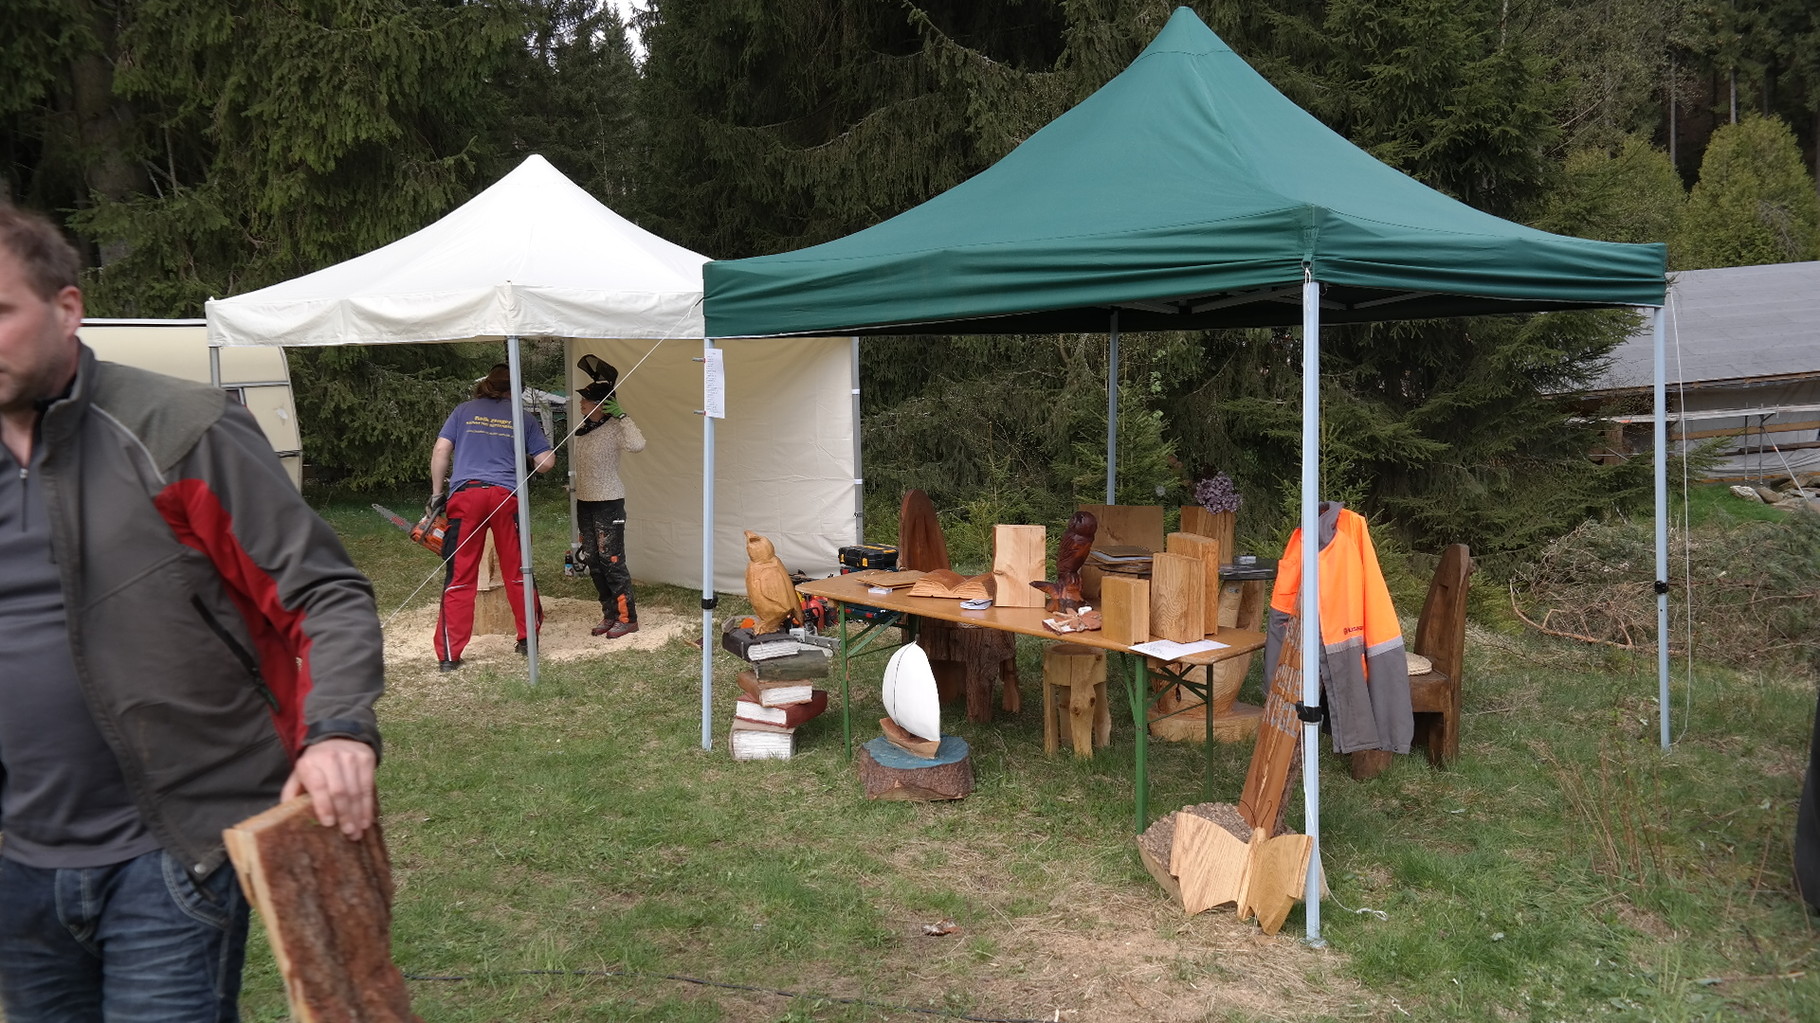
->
[[7, 0, 1820, 572]]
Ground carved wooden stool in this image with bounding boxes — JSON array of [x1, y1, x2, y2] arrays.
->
[[1043, 642, 1110, 756]]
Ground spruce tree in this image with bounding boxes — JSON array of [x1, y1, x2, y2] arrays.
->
[[1676, 113, 1820, 268], [1531, 136, 1686, 247]]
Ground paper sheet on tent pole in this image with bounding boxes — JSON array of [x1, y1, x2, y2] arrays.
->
[[567, 337, 856, 593]]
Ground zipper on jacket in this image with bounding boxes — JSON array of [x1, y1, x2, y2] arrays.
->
[[189, 595, 278, 711]]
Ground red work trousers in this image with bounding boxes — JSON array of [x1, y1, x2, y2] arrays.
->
[[434, 483, 542, 661]]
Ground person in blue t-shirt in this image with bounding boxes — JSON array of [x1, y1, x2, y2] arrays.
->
[[428, 364, 555, 670]]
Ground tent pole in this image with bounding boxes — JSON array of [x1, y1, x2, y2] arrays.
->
[[506, 336, 539, 686], [701, 337, 718, 750], [1106, 310, 1120, 504], [565, 340, 579, 584], [1300, 270, 1324, 947], [851, 337, 865, 542], [1652, 305, 1670, 749]]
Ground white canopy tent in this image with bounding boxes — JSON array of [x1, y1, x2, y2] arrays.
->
[[206, 154, 857, 739]]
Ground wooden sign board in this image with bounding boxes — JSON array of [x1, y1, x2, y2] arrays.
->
[[991, 524, 1046, 608]]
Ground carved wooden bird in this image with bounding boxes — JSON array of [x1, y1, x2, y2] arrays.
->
[[1031, 510, 1099, 612], [743, 530, 802, 634]]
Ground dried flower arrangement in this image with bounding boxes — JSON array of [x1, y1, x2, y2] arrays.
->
[[1193, 472, 1241, 514]]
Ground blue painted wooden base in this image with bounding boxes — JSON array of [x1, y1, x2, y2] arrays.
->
[[862, 735, 970, 769]]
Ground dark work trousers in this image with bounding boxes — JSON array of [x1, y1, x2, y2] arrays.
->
[[578, 498, 636, 625]]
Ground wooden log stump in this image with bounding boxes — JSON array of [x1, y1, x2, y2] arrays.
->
[[1135, 800, 1313, 935], [473, 531, 514, 637], [858, 736, 974, 800], [222, 796, 421, 1023]]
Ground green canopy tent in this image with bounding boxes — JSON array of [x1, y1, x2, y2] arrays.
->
[[703, 7, 1670, 944]]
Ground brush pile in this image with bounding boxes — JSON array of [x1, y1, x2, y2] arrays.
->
[[1510, 508, 1820, 671]]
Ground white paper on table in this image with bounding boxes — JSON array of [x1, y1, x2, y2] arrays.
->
[[1128, 638, 1228, 660]]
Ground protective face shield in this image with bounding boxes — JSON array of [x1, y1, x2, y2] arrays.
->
[[576, 354, 619, 402]]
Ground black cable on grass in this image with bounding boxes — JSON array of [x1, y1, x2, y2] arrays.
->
[[403, 967, 1055, 1023]]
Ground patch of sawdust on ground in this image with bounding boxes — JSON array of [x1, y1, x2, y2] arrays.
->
[[379, 597, 695, 688]]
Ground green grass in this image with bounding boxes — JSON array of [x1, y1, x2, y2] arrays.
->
[[234, 490, 1820, 1022], [1678, 482, 1797, 528]]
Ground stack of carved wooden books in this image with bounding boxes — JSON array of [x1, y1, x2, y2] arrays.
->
[[727, 631, 832, 760]]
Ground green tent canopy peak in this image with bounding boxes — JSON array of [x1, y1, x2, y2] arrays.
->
[[703, 6, 1665, 338]]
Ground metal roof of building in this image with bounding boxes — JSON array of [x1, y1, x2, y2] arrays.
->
[[1593, 260, 1819, 393]]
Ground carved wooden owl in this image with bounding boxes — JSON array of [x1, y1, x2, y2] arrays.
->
[[743, 530, 801, 634], [1031, 510, 1099, 612]]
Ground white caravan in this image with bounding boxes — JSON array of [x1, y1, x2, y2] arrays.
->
[[79, 319, 302, 489]]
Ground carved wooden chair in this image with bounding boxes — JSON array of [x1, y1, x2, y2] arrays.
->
[[1349, 543, 1472, 780], [1408, 543, 1472, 768]]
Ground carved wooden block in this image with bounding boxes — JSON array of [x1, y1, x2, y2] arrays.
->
[[1165, 531, 1222, 635], [1147, 551, 1204, 643], [1100, 575, 1151, 646], [991, 524, 1046, 608], [1179, 506, 1235, 564], [222, 796, 421, 1023]]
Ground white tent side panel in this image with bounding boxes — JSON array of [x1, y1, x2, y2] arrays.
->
[[568, 337, 856, 593]]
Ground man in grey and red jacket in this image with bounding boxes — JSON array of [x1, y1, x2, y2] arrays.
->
[[0, 203, 385, 1022]]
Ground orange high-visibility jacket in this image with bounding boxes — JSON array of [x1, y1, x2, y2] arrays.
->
[[1264, 503, 1412, 754]]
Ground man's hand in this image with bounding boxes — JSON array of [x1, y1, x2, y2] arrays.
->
[[281, 738, 378, 840]]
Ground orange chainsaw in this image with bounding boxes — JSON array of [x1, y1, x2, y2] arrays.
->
[[372, 496, 448, 557]]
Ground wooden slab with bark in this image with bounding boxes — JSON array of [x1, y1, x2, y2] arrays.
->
[[1238, 614, 1306, 837], [222, 796, 421, 1023]]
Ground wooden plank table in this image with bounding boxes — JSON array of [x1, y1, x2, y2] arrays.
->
[[796, 574, 1265, 831]]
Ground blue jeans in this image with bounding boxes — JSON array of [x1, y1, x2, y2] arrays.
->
[[0, 850, 249, 1023]]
